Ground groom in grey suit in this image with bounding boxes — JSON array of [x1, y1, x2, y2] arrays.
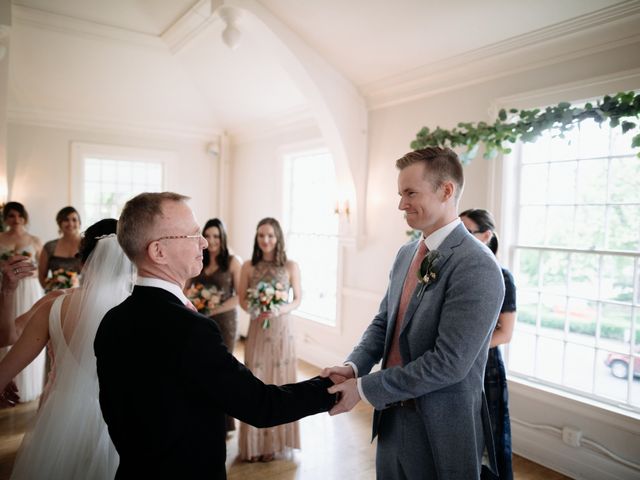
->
[[323, 147, 505, 479]]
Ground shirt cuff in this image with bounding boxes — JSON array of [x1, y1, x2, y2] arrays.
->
[[344, 361, 358, 378], [356, 377, 370, 406]]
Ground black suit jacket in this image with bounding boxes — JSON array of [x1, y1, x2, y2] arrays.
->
[[94, 286, 335, 479]]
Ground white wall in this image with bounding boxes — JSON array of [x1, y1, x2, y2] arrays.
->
[[7, 123, 218, 241], [228, 39, 640, 478]]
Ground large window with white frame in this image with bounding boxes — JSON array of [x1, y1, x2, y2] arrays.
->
[[282, 148, 339, 325], [71, 143, 167, 227], [507, 102, 640, 413]]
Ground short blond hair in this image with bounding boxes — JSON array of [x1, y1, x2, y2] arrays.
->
[[117, 192, 189, 262], [396, 147, 464, 200]]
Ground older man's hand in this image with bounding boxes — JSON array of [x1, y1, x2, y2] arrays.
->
[[0, 381, 19, 408], [1, 256, 37, 293]]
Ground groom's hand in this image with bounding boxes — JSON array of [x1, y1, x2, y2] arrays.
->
[[320, 365, 354, 385], [327, 378, 360, 415]]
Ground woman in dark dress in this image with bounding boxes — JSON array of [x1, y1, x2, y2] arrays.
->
[[185, 218, 241, 434], [38, 206, 82, 292], [460, 208, 516, 480]]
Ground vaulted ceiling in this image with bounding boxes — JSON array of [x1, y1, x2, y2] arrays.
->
[[7, 0, 637, 138]]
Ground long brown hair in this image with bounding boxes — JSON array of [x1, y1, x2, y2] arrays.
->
[[251, 217, 287, 267]]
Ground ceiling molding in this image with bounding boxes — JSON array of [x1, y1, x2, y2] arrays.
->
[[363, 1, 640, 110], [161, 0, 215, 54], [229, 106, 318, 145], [12, 4, 165, 50], [8, 106, 221, 141]]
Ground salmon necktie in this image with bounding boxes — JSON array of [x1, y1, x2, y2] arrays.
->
[[386, 240, 428, 368]]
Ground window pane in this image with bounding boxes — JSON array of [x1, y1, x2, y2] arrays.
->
[[601, 304, 632, 344], [576, 159, 607, 203], [568, 253, 599, 299], [595, 349, 628, 402], [609, 157, 640, 203], [607, 205, 640, 251], [549, 127, 579, 161], [541, 251, 568, 294], [517, 291, 540, 328], [539, 293, 567, 338], [611, 124, 640, 156], [516, 250, 540, 290], [536, 337, 563, 383], [521, 130, 551, 164], [518, 206, 545, 245], [547, 162, 577, 204], [564, 342, 595, 392], [567, 298, 597, 346], [578, 119, 610, 159], [520, 164, 548, 205], [545, 206, 574, 247], [508, 331, 536, 376], [573, 206, 605, 249], [600, 255, 634, 303]]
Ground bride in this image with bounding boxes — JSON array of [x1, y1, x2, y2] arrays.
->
[[0, 218, 134, 479]]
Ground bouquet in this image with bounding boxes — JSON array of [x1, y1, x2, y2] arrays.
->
[[44, 268, 80, 291], [0, 249, 33, 262], [246, 280, 288, 329], [186, 283, 222, 316]]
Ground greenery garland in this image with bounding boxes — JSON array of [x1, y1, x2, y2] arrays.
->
[[410, 91, 640, 163]]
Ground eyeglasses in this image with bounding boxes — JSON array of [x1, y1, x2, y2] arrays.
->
[[467, 229, 482, 235], [147, 235, 203, 248]]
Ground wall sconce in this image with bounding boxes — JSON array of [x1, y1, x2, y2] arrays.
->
[[334, 200, 350, 220]]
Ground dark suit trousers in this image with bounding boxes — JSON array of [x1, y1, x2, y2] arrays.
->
[[376, 407, 435, 480]]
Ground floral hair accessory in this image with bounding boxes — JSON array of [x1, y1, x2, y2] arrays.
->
[[417, 250, 441, 298]]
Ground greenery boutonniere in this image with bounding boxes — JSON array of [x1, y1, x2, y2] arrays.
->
[[416, 250, 441, 298]]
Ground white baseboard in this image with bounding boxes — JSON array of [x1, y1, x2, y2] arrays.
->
[[512, 421, 639, 479]]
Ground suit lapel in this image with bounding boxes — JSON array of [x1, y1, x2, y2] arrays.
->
[[399, 224, 467, 335]]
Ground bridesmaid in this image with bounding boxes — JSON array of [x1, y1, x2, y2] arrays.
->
[[460, 208, 516, 480], [38, 206, 82, 292], [237, 217, 302, 463], [0, 201, 45, 402], [185, 218, 241, 435]]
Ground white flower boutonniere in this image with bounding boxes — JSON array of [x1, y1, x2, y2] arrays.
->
[[416, 250, 441, 298]]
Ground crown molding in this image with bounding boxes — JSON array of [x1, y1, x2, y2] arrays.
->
[[229, 105, 319, 145], [8, 106, 221, 141], [161, 0, 216, 54], [363, 1, 640, 110], [12, 4, 165, 50]]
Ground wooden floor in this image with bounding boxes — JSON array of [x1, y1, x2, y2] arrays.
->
[[0, 343, 571, 479]]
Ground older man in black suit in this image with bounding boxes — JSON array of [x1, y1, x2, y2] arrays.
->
[[95, 192, 335, 479]]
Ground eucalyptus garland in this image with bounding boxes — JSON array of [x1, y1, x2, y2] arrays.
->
[[410, 91, 640, 163]]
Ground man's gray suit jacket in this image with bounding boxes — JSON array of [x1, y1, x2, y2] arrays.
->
[[347, 223, 505, 478]]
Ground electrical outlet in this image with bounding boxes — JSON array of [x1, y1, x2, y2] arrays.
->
[[562, 426, 582, 447]]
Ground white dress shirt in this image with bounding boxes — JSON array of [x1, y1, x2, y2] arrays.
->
[[136, 276, 191, 306]]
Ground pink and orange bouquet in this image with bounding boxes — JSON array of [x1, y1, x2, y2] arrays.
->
[[246, 280, 288, 329], [0, 249, 33, 262], [186, 283, 222, 316], [44, 268, 79, 291]]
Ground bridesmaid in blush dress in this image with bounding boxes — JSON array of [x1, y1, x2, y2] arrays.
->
[[0, 201, 45, 403], [185, 218, 241, 435], [237, 217, 302, 463]]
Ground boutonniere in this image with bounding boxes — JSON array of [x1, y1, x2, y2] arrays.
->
[[416, 250, 441, 298]]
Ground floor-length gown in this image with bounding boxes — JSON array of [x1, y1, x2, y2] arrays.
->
[[10, 295, 119, 479], [0, 244, 45, 402], [238, 261, 299, 460]]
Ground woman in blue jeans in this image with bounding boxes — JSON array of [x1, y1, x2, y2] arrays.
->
[[460, 208, 516, 480]]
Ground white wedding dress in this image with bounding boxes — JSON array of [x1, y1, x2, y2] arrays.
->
[[10, 236, 132, 480], [0, 244, 45, 402]]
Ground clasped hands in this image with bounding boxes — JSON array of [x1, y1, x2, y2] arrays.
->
[[321, 365, 361, 416]]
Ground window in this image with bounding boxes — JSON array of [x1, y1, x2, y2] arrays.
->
[[508, 107, 640, 412], [283, 149, 339, 325], [71, 143, 167, 227]]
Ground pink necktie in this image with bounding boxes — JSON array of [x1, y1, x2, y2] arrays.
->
[[386, 240, 428, 368], [185, 301, 198, 312]]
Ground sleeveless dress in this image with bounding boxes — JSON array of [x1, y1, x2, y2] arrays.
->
[[10, 296, 119, 479], [481, 267, 516, 480], [238, 261, 299, 460], [42, 239, 82, 292], [0, 244, 45, 402], [189, 265, 238, 432]]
